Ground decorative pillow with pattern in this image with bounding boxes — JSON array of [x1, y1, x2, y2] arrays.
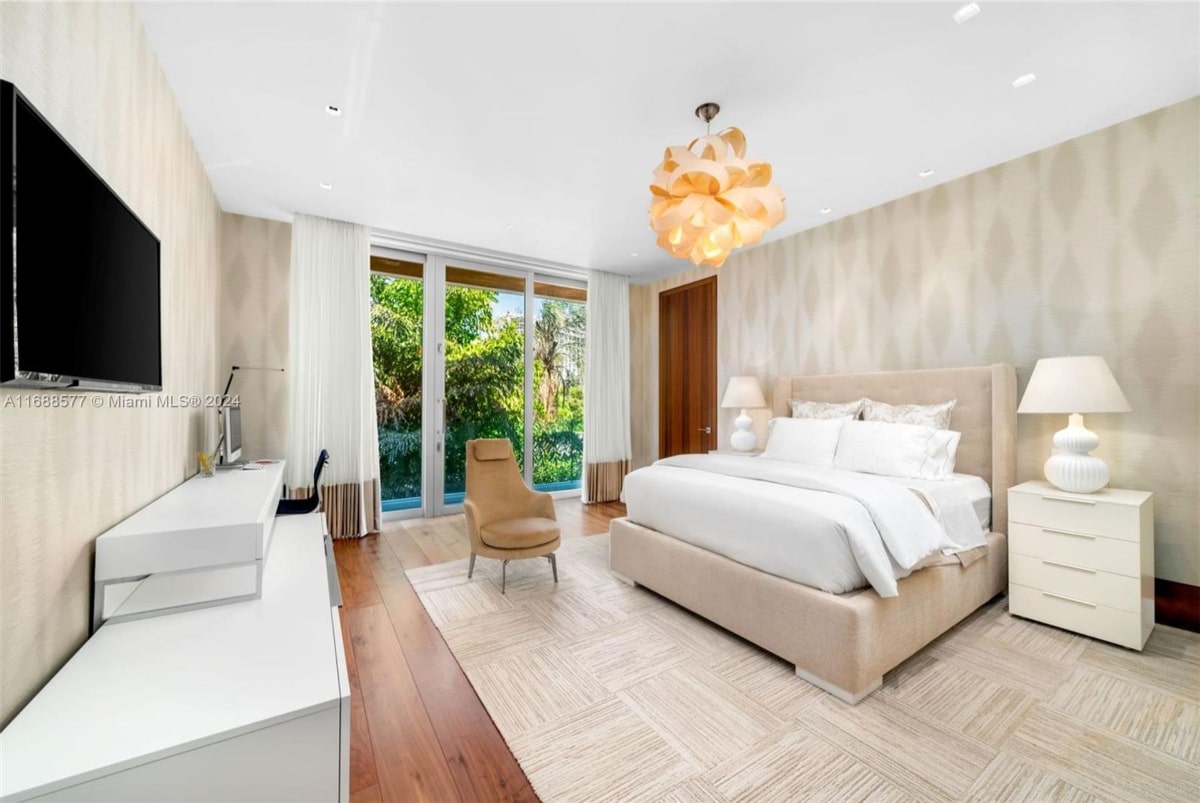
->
[[788, 398, 865, 420], [862, 398, 956, 430]]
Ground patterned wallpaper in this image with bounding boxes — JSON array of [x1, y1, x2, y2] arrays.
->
[[220, 214, 292, 460], [630, 99, 1199, 585], [0, 2, 223, 725]]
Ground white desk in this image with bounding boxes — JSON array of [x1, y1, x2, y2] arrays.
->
[[0, 513, 349, 802], [93, 463, 285, 629]]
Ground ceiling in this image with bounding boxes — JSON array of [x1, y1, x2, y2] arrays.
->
[[136, 1, 1199, 279]]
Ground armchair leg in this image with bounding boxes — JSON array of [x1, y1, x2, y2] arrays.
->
[[547, 553, 558, 583], [501, 559, 509, 594], [468, 552, 477, 579]]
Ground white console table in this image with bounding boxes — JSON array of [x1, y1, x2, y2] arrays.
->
[[0, 512, 349, 802], [93, 462, 286, 630]]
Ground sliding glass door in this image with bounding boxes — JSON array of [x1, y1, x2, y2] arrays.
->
[[532, 280, 586, 492], [369, 252, 426, 512], [371, 249, 585, 517], [441, 265, 526, 507]]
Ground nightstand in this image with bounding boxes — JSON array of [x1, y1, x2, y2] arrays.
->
[[1008, 480, 1153, 650], [708, 449, 763, 457]]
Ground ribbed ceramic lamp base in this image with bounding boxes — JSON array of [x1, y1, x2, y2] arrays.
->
[[730, 410, 757, 452], [1045, 453, 1110, 493], [1044, 414, 1110, 493]]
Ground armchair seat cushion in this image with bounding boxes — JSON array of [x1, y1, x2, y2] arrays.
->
[[480, 517, 560, 550]]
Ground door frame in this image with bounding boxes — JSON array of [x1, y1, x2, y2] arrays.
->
[[372, 232, 591, 521], [658, 275, 718, 458], [428, 255, 534, 517], [370, 246, 429, 522]]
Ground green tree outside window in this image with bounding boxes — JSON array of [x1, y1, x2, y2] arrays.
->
[[371, 275, 585, 503]]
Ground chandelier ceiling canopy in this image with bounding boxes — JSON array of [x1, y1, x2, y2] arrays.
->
[[648, 103, 786, 268]]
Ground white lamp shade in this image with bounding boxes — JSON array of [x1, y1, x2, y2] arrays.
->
[[721, 376, 767, 409], [1018, 356, 1131, 414]]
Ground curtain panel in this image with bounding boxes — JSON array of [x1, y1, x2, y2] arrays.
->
[[582, 270, 632, 503], [286, 214, 381, 537]]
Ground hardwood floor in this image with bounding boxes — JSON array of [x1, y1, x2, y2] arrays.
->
[[333, 499, 626, 802]]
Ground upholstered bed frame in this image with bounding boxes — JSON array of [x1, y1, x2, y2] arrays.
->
[[609, 364, 1017, 703]]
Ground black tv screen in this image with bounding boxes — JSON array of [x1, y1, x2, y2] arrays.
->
[[2, 80, 162, 392]]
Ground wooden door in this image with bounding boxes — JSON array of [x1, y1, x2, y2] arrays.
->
[[659, 276, 717, 458]]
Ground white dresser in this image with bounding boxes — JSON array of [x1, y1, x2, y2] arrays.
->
[[0, 513, 349, 802], [1008, 480, 1154, 650]]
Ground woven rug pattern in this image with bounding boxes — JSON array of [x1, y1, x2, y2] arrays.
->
[[406, 534, 1200, 802]]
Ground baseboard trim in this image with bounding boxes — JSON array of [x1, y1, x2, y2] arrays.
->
[[1155, 579, 1199, 633]]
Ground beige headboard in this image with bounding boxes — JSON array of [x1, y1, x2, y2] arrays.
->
[[773, 364, 1017, 532]]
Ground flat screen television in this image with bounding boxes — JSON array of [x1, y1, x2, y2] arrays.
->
[[2, 80, 162, 392]]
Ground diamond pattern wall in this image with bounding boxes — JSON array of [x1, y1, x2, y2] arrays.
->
[[630, 98, 1199, 585]]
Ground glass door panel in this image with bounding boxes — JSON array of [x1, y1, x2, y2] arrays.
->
[[442, 265, 526, 507], [370, 255, 425, 512], [532, 279, 586, 492]]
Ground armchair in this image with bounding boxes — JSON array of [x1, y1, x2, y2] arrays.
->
[[464, 438, 560, 593]]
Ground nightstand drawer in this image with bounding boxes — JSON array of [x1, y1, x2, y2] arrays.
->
[[1010, 584, 1144, 649], [1009, 523, 1139, 577], [1009, 554, 1140, 612], [1008, 491, 1141, 541]]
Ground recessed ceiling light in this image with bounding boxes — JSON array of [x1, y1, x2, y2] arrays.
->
[[319, 182, 333, 190], [631, 252, 638, 257], [819, 207, 832, 214], [953, 3, 981, 24], [325, 105, 342, 117], [918, 169, 935, 178], [1012, 73, 1037, 88]]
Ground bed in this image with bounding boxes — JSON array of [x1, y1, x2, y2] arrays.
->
[[609, 364, 1017, 703]]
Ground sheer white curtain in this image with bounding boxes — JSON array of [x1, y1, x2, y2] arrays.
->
[[287, 214, 381, 537], [583, 270, 632, 503]]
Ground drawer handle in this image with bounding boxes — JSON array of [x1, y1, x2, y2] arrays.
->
[[1042, 559, 1096, 574], [1042, 527, 1095, 540], [1041, 495, 1096, 506], [1042, 590, 1096, 608]]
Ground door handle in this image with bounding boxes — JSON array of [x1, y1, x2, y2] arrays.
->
[[436, 398, 444, 452], [698, 427, 711, 434]]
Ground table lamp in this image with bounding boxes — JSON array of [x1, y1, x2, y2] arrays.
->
[[1017, 356, 1130, 493], [721, 376, 767, 452]]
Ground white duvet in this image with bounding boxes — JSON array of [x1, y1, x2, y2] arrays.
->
[[622, 455, 987, 597]]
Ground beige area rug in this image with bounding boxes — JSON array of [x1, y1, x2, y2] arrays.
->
[[406, 533, 1200, 802]]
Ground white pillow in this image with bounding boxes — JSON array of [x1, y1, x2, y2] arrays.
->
[[762, 416, 849, 467], [928, 430, 962, 477], [833, 420, 961, 479]]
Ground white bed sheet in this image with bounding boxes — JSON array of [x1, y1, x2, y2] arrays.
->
[[622, 457, 990, 597], [885, 473, 992, 532]]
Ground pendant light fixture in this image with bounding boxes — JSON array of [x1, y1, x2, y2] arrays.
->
[[648, 103, 786, 268]]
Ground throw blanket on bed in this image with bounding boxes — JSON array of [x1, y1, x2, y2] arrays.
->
[[642, 455, 982, 596]]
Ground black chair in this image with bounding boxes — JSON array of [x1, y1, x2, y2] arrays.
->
[[277, 450, 330, 515]]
